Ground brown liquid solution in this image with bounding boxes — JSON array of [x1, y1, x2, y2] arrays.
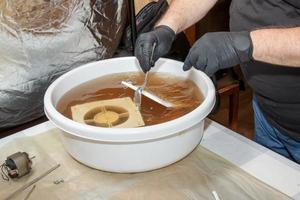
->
[[56, 72, 204, 126]]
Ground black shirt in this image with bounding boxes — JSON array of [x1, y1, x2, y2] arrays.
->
[[230, 0, 300, 141]]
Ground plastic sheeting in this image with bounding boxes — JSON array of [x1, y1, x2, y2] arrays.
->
[[0, 129, 292, 200], [0, 0, 126, 128]]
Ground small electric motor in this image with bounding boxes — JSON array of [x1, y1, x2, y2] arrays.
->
[[1, 152, 33, 180]]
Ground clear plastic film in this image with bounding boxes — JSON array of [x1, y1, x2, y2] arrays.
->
[[0, 0, 127, 128], [0, 129, 292, 200]]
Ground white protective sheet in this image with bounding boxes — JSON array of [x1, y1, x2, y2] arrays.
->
[[0, 128, 291, 200]]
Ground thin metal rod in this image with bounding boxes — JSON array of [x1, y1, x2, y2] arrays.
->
[[23, 185, 36, 200], [128, 0, 137, 52], [212, 191, 221, 200], [4, 164, 60, 200]]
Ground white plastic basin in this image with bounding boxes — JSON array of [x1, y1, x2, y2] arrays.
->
[[44, 57, 215, 173]]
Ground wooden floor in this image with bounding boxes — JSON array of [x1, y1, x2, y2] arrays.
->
[[210, 87, 254, 140]]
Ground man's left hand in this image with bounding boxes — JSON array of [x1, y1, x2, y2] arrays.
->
[[183, 31, 253, 77]]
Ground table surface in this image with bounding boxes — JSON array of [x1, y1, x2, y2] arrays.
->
[[1, 119, 300, 199]]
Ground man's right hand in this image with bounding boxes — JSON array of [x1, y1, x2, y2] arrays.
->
[[135, 25, 176, 73]]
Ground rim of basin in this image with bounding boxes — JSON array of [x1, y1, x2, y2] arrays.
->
[[44, 57, 216, 143]]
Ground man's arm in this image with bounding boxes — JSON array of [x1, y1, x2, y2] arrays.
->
[[135, 0, 217, 72], [156, 0, 218, 33], [251, 27, 300, 67]]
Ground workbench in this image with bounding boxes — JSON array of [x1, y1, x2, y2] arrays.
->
[[1, 119, 300, 199]]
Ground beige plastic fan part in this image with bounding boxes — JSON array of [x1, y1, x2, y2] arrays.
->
[[71, 97, 145, 128]]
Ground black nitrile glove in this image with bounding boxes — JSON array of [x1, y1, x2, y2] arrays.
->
[[135, 25, 176, 73], [183, 31, 253, 77]]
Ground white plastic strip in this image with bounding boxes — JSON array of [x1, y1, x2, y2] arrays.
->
[[121, 81, 174, 108]]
